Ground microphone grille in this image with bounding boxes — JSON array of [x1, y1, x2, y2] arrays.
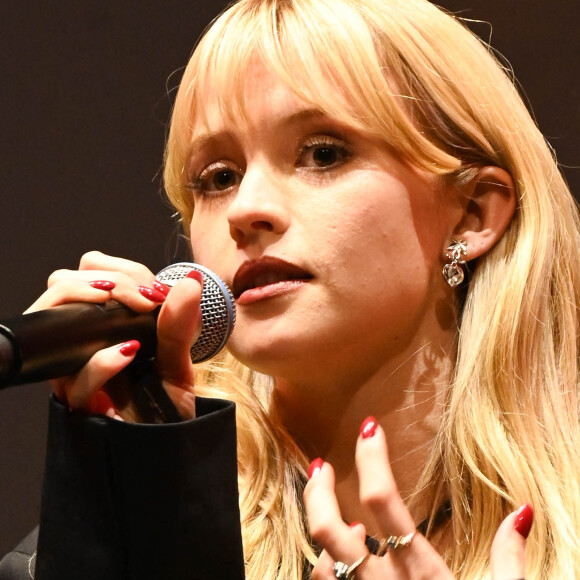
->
[[155, 263, 236, 363]]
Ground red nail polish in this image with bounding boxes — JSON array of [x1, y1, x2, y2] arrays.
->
[[360, 416, 378, 439], [186, 270, 204, 285], [118, 340, 141, 357], [153, 280, 170, 296], [349, 521, 361, 528], [514, 503, 534, 539], [89, 280, 116, 291], [308, 457, 324, 479], [138, 286, 167, 302]]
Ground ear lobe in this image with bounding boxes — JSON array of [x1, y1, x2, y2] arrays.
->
[[451, 166, 516, 260]]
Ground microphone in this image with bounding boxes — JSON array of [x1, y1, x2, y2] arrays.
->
[[0, 263, 236, 389]]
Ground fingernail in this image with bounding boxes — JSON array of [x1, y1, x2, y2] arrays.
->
[[89, 391, 117, 416], [514, 503, 534, 539], [360, 416, 378, 439], [153, 280, 171, 296], [349, 521, 361, 528], [118, 340, 141, 357], [308, 457, 324, 479], [138, 285, 167, 302], [89, 280, 116, 291], [186, 269, 204, 285]]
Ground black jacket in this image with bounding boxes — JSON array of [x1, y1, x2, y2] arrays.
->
[[0, 396, 245, 580]]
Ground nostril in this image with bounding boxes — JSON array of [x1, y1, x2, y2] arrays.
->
[[252, 220, 274, 231]]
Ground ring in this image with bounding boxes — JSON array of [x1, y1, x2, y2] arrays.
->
[[379, 531, 416, 555], [332, 553, 370, 579]]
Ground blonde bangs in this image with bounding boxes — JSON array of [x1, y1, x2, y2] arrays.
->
[[164, 0, 481, 225]]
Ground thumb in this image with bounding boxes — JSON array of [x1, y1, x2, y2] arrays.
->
[[156, 273, 203, 388], [490, 504, 533, 580]]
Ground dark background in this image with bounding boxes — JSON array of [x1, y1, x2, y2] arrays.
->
[[0, 0, 578, 556]]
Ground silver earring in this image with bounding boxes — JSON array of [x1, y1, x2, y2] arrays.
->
[[443, 238, 467, 287]]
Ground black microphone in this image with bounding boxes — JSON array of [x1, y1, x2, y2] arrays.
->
[[0, 263, 236, 389]]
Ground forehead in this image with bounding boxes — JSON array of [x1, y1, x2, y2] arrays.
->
[[183, 63, 403, 184], [191, 59, 351, 139]]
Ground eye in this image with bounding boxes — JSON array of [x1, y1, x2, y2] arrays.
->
[[297, 136, 351, 170], [186, 161, 243, 197]]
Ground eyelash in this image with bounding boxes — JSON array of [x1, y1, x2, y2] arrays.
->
[[187, 135, 351, 197], [296, 135, 352, 170], [185, 161, 243, 197]]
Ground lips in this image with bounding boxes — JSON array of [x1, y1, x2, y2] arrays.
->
[[232, 257, 313, 300]]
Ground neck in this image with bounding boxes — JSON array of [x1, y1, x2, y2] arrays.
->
[[272, 335, 455, 532]]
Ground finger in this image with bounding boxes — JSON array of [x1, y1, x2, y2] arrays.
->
[[87, 390, 124, 421], [78, 251, 154, 281], [310, 549, 336, 580], [155, 275, 203, 417], [25, 277, 119, 312], [490, 504, 532, 580], [356, 416, 416, 535], [28, 253, 157, 313], [26, 278, 164, 319], [43, 269, 165, 312], [355, 417, 454, 577], [311, 521, 370, 579], [304, 460, 369, 571], [64, 340, 141, 411], [349, 521, 368, 541]]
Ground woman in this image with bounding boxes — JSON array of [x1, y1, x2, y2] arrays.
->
[[2, 0, 579, 578]]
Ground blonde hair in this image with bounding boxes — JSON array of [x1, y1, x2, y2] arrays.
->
[[164, 0, 580, 577]]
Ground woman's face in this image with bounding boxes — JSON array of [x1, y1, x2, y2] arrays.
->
[[186, 60, 459, 384]]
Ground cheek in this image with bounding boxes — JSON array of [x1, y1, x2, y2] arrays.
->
[[189, 210, 231, 273], [314, 187, 418, 268], [313, 178, 447, 309]]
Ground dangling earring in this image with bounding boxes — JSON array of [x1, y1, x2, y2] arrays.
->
[[443, 238, 467, 287]]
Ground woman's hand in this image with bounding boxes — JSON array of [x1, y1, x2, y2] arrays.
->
[[26, 251, 203, 421], [304, 417, 531, 579]]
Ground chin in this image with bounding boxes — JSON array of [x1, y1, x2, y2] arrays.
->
[[228, 340, 286, 375], [227, 331, 311, 378]]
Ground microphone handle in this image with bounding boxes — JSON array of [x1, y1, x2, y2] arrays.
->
[[0, 301, 158, 388]]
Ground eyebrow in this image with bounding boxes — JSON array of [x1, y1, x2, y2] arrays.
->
[[186, 107, 330, 156], [279, 108, 328, 126]]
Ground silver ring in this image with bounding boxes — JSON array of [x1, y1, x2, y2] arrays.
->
[[378, 531, 417, 556], [385, 531, 416, 552], [332, 553, 369, 579], [332, 561, 349, 579]]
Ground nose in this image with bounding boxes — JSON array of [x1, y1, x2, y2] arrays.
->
[[227, 168, 290, 247]]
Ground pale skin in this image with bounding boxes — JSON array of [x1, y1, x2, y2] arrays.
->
[[28, 60, 527, 577]]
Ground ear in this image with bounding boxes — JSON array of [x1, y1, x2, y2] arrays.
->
[[450, 166, 516, 260]]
